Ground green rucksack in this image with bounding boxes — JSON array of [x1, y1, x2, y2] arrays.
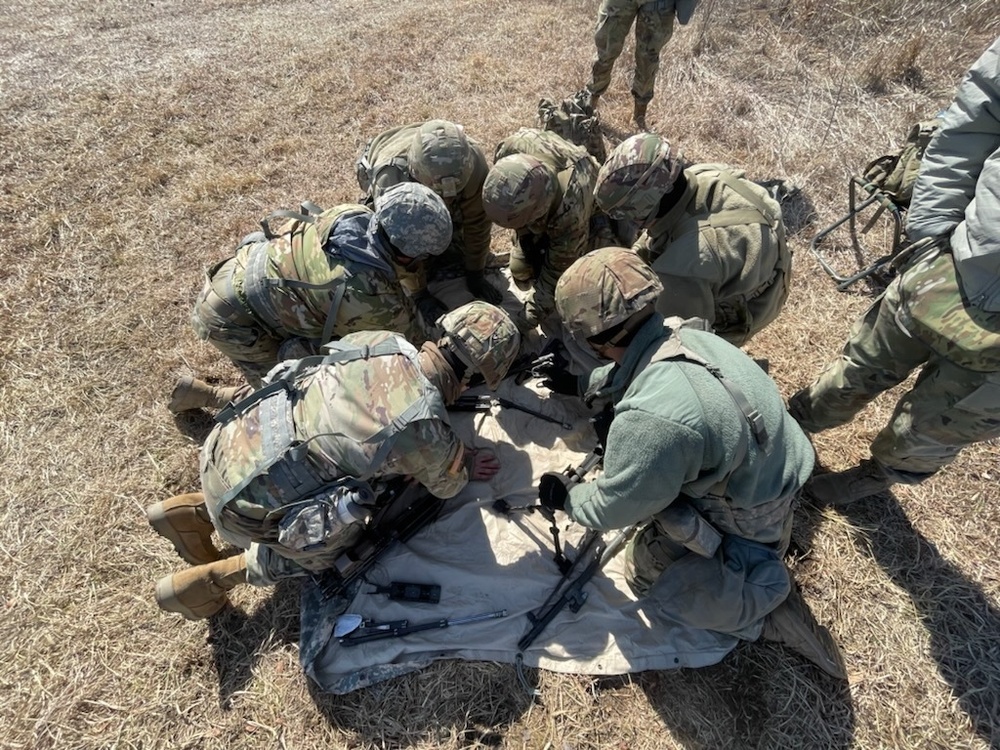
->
[[859, 119, 940, 209], [537, 89, 607, 163]]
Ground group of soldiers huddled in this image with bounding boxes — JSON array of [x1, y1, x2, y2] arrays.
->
[[148, 22, 1000, 683]]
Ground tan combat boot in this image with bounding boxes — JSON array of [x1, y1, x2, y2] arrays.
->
[[633, 99, 648, 129], [805, 459, 893, 507], [147, 493, 223, 565], [155, 553, 248, 620], [761, 581, 847, 679], [167, 376, 239, 413]]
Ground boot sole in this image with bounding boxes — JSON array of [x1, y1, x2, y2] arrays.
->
[[147, 501, 221, 566], [154, 574, 226, 621]]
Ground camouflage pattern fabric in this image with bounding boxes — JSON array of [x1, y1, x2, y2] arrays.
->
[[789, 249, 1000, 478], [637, 164, 791, 345], [537, 89, 607, 162], [554, 246, 663, 340], [438, 301, 521, 389], [358, 121, 493, 290], [587, 0, 679, 104], [492, 128, 603, 324], [199, 330, 468, 586], [594, 133, 681, 226], [191, 205, 429, 385], [191, 256, 284, 386]]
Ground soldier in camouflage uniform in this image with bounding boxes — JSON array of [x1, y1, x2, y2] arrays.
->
[[170, 183, 454, 412], [149, 302, 521, 620], [356, 120, 502, 321], [584, 0, 700, 126], [594, 133, 791, 346], [789, 37, 1000, 505], [534, 248, 844, 677], [483, 128, 609, 327]]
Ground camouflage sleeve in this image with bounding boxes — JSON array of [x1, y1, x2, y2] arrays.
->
[[384, 418, 469, 499], [457, 145, 493, 272], [908, 38, 1000, 241], [532, 170, 594, 319], [337, 271, 432, 345]]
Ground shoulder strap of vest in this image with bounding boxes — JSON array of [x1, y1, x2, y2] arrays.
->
[[646, 329, 770, 452]]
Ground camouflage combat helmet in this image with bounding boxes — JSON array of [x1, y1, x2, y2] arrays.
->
[[438, 301, 521, 389], [594, 134, 682, 226], [408, 120, 475, 200], [373, 183, 453, 258], [481, 154, 558, 228], [555, 247, 663, 340]]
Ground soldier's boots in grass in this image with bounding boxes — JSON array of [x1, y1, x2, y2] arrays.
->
[[167, 376, 239, 413], [155, 553, 248, 620], [633, 99, 648, 129], [805, 459, 894, 507], [761, 582, 847, 680], [147, 492, 223, 565]]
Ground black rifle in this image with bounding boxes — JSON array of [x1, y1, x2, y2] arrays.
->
[[517, 523, 639, 652], [494, 442, 605, 573], [450, 393, 573, 430], [338, 610, 508, 647], [312, 479, 444, 600]]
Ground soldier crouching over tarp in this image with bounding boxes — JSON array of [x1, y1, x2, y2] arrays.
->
[[169, 183, 454, 412], [535, 248, 846, 678], [147, 302, 520, 619]]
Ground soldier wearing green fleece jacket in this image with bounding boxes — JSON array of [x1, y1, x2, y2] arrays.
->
[[536, 247, 845, 678]]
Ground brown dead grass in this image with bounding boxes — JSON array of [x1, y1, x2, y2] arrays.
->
[[2, 0, 999, 748]]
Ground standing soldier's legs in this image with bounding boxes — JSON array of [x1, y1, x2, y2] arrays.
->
[[588, 0, 638, 99], [871, 360, 1000, 480], [190, 257, 283, 387], [632, 0, 675, 104], [788, 280, 932, 433]]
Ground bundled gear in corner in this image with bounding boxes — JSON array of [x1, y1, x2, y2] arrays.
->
[[810, 118, 941, 291]]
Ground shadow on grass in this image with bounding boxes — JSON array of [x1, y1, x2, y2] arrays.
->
[[836, 492, 1000, 748], [305, 662, 534, 748], [171, 408, 217, 445], [628, 501, 857, 749], [206, 579, 301, 710]]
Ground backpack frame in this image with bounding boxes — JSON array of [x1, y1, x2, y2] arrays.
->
[[810, 119, 939, 291]]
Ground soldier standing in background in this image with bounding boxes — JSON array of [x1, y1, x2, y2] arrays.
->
[[789, 37, 1000, 505], [150, 302, 521, 620], [584, 0, 700, 127]]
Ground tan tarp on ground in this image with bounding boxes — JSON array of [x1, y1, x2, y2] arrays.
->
[[298, 376, 740, 695]]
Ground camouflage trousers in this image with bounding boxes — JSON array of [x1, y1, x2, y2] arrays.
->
[[191, 257, 285, 387], [588, 0, 676, 104], [787, 275, 1000, 479]]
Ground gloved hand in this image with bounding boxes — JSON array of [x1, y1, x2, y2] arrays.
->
[[538, 472, 572, 514], [413, 290, 448, 327], [465, 270, 503, 304], [535, 353, 579, 396]]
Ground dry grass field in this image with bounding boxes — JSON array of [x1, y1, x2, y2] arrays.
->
[[3, 0, 1000, 747]]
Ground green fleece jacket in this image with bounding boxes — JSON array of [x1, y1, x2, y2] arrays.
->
[[567, 315, 814, 536]]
